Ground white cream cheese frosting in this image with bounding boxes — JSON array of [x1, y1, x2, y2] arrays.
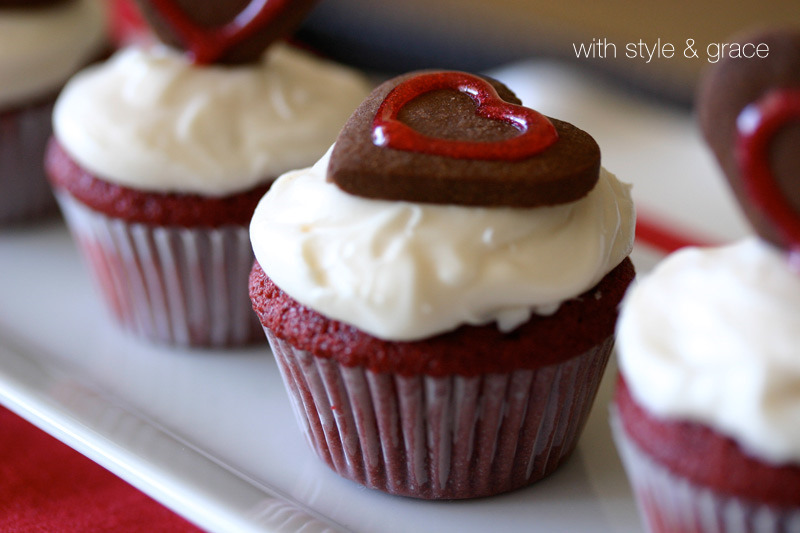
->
[[53, 43, 372, 196], [617, 238, 800, 465], [0, 0, 107, 110], [250, 146, 635, 341]]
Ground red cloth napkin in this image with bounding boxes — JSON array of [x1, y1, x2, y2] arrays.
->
[[0, 406, 205, 532]]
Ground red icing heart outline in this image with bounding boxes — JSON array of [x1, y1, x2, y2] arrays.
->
[[736, 88, 800, 257], [372, 71, 558, 160], [148, 0, 293, 64]]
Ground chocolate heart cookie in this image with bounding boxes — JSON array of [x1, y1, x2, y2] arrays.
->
[[697, 28, 800, 254], [328, 71, 601, 207], [135, 0, 319, 64]]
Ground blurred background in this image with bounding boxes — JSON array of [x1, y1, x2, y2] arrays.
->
[[296, 0, 800, 106], [110, 0, 800, 107]]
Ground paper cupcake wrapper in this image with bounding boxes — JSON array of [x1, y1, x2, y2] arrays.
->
[[611, 408, 800, 533], [266, 330, 613, 499], [0, 99, 57, 224], [55, 190, 262, 347]]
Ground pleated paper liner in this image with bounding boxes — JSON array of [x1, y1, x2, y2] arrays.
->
[[611, 408, 800, 533], [54, 189, 262, 347], [267, 331, 613, 499]]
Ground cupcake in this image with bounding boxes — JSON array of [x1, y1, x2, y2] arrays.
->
[[613, 28, 800, 532], [0, 0, 106, 224], [249, 71, 636, 498], [46, 0, 371, 347]]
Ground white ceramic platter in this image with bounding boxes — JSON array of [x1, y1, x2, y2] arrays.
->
[[0, 61, 750, 532]]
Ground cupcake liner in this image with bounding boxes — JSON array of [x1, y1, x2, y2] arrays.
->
[[266, 330, 614, 499], [0, 99, 57, 224], [55, 189, 262, 347], [611, 408, 800, 533]]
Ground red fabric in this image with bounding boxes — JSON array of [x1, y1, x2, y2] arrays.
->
[[0, 406, 205, 532]]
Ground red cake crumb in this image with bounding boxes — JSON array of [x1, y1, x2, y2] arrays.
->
[[615, 375, 800, 507], [249, 258, 634, 376], [45, 138, 270, 227]]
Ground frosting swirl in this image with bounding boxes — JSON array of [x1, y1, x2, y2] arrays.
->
[[0, 0, 107, 109], [617, 238, 800, 465], [53, 43, 371, 195], [250, 147, 635, 341]]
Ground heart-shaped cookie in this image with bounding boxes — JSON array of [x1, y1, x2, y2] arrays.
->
[[373, 72, 558, 160], [328, 71, 601, 207], [737, 88, 800, 253], [698, 28, 800, 254], [135, 0, 319, 64]]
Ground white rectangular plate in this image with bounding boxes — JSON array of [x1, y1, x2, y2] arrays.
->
[[0, 61, 749, 533]]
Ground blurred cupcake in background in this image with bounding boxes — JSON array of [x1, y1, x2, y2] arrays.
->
[[613, 240, 800, 532], [612, 27, 800, 533], [0, 0, 106, 224], [46, 0, 371, 347]]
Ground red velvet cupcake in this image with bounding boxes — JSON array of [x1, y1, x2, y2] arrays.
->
[[46, 1, 370, 346], [0, 0, 106, 224], [613, 374, 800, 533], [249, 71, 636, 498], [612, 28, 800, 533], [612, 239, 800, 532], [46, 139, 271, 346]]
